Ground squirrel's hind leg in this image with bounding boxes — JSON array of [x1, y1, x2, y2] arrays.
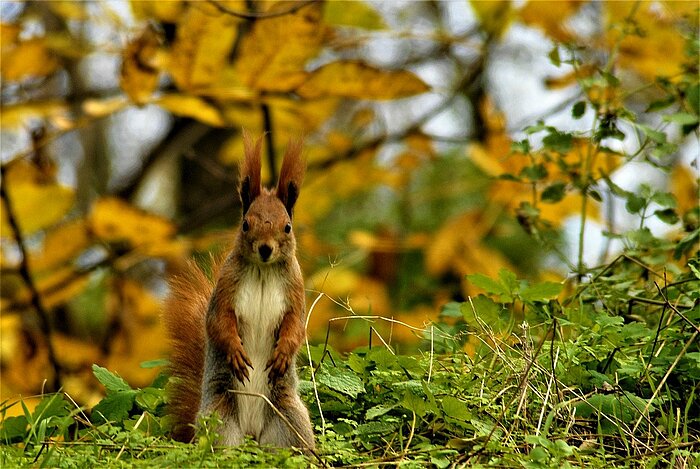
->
[[259, 393, 315, 451]]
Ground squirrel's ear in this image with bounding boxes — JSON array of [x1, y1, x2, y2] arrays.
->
[[240, 129, 262, 215], [277, 137, 305, 218]]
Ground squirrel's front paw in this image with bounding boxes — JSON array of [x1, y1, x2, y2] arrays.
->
[[227, 344, 253, 383], [266, 346, 293, 383]]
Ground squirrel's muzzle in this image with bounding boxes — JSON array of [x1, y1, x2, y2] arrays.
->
[[258, 244, 273, 262]]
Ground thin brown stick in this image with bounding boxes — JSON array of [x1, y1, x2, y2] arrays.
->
[[0, 165, 62, 391]]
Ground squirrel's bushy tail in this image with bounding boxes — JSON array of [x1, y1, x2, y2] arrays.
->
[[163, 259, 214, 442]]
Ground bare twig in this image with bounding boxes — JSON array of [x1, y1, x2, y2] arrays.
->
[[0, 165, 62, 391]]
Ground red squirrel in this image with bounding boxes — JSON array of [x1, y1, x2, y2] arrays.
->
[[163, 131, 314, 451]]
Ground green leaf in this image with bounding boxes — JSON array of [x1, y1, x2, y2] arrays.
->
[[637, 124, 667, 144], [548, 46, 560, 67], [663, 112, 699, 126], [511, 139, 531, 154], [541, 182, 567, 203], [520, 164, 548, 181], [572, 101, 586, 119], [402, 391, 427, 417], [467, 273, 508, 298], [543, 130, 573, 153], [498, 268, 519, 294], [91, 390, 137, 423], [651, 192, 676, 208], [519, 282, 563, 303], [654, 208, 679, 224], [92, 364, 132, 393], [0, 415, 28, 442], [686, 83, 699, 115], [317, 366, 365, 398], [356, 421, 396, 436], [645, 95, 675, 112], [625, 194, 646, 214], [140, 359, 169, 369], [366, 404, 394, 420], [441, 396, 471, 421], [440, 302, 462, 318]]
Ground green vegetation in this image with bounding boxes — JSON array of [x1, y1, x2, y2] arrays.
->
[[2, 251, 698, 466]]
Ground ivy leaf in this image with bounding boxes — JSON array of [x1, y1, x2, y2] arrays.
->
[[317, 366, 365, 398], [92, 364, 132, 394]]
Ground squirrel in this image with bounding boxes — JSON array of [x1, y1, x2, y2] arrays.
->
[[163, 131, 315, 451]]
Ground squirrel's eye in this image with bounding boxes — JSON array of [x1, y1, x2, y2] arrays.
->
[[242, 220, 250, 232], [284, 223, 292, 234]]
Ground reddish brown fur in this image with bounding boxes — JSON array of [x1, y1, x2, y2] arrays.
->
[[163, 260, 213, 442], [276, 137, 305, 214]]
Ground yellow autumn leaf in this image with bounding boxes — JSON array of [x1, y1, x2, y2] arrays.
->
[[168, 1, 240, 91], [130, 0, 186, 23], [470, 0, 514, 39], [90, 197, 176, 248], [157, 94, 225, 127], [29, 219, 90, 273], [1, 38, 59, 82], [671, 165, 699, 214], [36, 266, 90, 309], [519, 0, 585, 42], [120, 24, 162, 105], [605, 1, 687, 80], [0, 315, 21, 366], [0, 22, 20, 46], [82, 96, 129, 118], [0, 162, 75, 236], [297, 61, 430, 100], [234, 1, 324, 92], [0, 100, 70, 129], [47, 1, 88, 20]]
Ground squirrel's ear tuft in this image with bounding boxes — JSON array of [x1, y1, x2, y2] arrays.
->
[[240, 129, 262, 214], [277, 137, 305, 218]]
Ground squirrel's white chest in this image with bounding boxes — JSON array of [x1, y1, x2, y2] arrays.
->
[[234, 267, 287, 344], [232, 267, 287, 437]]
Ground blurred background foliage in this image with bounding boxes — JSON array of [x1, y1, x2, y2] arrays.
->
[[0, 0, 697, 412]]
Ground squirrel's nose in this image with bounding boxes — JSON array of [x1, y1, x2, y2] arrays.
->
[[258, 244, 273, 262]]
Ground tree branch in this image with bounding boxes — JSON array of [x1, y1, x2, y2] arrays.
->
[[0, 165, 62, 391], [261, 103, 277, 184]]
